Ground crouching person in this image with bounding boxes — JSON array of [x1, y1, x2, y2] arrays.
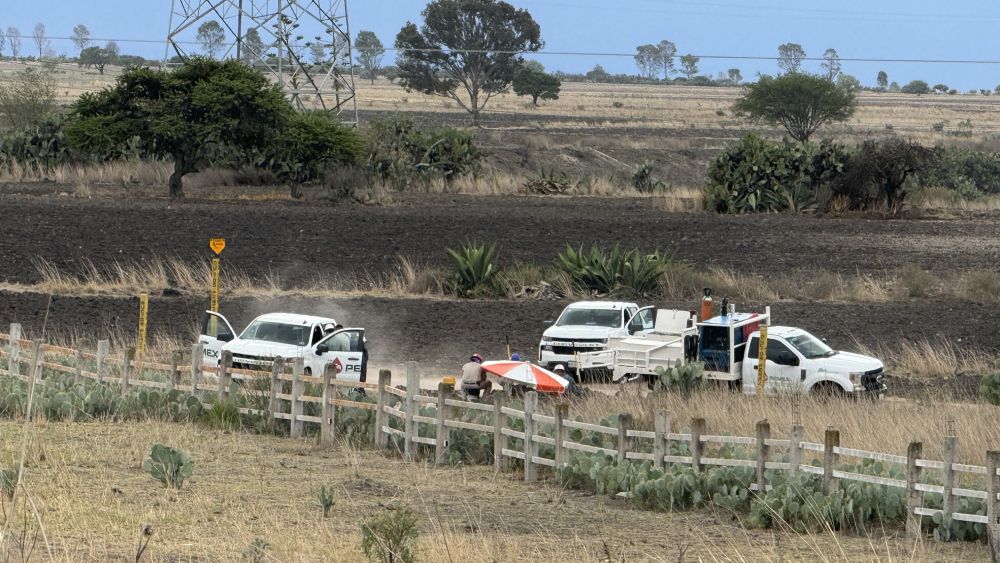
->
[[459, 353, 492, 401]]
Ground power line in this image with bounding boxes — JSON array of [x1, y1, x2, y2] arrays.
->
[[33, 35, 1000, 66]]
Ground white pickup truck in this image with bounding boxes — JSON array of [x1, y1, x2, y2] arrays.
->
[[537, 301, 640, 371], [579, 306, 886, 398], [199, 311, 369, 382]]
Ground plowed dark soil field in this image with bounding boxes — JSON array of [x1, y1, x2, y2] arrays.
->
[[2, 191, 1000, 285]]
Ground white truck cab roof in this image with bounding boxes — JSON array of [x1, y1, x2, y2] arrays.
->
[[564, 301, 637, 310], [251, 312, 338, 327]]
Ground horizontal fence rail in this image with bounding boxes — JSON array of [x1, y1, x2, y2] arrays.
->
[[1, 324, 999, 543]]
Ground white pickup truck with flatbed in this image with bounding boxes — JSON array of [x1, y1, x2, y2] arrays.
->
[[537, 301, 641, 371], [199, 311, 369, 382], [579, 305, 886, 398]]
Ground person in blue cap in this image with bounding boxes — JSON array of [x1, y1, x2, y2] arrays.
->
[[510, 353, 522, 361]]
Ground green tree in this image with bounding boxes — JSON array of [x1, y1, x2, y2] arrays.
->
[[395, 0, 542, 125], [733, 73, 857, 143], [821, 48, 841, 81], [355, 30, 385, 85], [901, 80, 930, 95], [679, 54, 699, 79], [586, 64, 609, 82], [240, 28, 265, 66], [64, 58, 291, 198], [876, 70, 888, 90], [196, 21, 226, 59], [836, 74, 861, 92], [269, 111, 364, 198], [932, 83, 949, 94], [777, 42, 806, 74], [727, 68, 742, 84], [512, 64, 560, 105], [838, 137, 934, 211], [71, 24, 91, 53], [634, 44, 660, 79], [656, 40, 677, 78], [79, 43, 119, 75]]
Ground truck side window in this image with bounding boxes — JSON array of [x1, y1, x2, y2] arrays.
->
[[310, 325, 324, 346], [748, 338, 795, 365]]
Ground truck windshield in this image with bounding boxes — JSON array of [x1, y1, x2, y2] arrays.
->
[[240, 321, 310, 346], [785, 332, 835, 359], [556, 309, 621, 328]]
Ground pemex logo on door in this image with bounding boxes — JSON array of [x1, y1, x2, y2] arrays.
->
[[330, 358, 343, 374]]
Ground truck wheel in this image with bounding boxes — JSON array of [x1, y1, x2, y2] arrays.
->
[[304, 367, 312, 376], [811, 382, 846, 400]]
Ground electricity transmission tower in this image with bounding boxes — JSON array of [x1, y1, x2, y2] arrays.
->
[[166, 0, 358, 124]]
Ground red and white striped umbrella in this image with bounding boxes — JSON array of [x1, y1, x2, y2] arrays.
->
[[480, 361, 569, 394]]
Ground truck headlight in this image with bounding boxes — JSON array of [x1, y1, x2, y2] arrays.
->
[[541, 345, 553, 351]]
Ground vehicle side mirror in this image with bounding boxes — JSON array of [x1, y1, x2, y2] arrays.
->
[[315, 344, 329, 355], [778, 352, 799, 366], [218, 333, 234, 343], [542, 320, 554, 327]]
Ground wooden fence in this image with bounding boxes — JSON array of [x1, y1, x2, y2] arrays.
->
[[1, 324, 998, 542]]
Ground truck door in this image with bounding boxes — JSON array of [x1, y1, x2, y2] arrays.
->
[[312, 329, 367, 383], [746, 337, 801, 393], [199, 311, 237, 366], [625, 307, 656, 336]]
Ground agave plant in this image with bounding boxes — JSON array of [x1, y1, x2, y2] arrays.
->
[[558, 244, 667, 298], [445, 241, 499, 297]]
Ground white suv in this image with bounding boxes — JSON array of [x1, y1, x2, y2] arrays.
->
[[538, 301, 639, 370]]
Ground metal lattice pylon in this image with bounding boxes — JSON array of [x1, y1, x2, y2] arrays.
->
[[166, 0, 358, 124]]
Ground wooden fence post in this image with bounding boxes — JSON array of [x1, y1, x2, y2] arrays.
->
[[96, 339, 110, 384], [30, 340, 43, 381], [321, 363, 336, 446], [74, 349, 84, 385], [943, 434, 958, 520], [122, 347, 135, 392], [167, 351, 182, 392], [906, 441, 924, 539], [653, 411, 669, 470], [823, 428, 840, 495], [789, 424, 804, 476], [617, 413, 633, 463], [523, 391, 538, 482], [189, 343, 203, 400], [27, 341, 43, 422], [403, 363, 418, 461], [268, 357, 285, 433], [690, 417, 706, 473], [554, 403, 569, 467], [8, 323, 21, 378], [218, 351, 233, 402], [493, 392, 507, 470], [986, 451, 1000, 561], [290, 358, 305, 438], [756, 419, 771, 493], [374, 369, 390, 449], [435, 382, 453, 464]]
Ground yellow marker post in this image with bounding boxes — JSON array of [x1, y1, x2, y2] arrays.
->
[[137, 292, 149, 356], [757, 323, 768, 393], [210, 258, 221, 313], [209, 239, 226, 336]]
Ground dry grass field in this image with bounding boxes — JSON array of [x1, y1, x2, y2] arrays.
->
[[0, 420, 987, 562]]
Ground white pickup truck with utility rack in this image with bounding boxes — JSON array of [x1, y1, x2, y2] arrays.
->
[[578, 305, 886, 398], [199, 311, 369, 382]]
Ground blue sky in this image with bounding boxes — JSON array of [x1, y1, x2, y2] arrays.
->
[[3, 0, 1000, 90]]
